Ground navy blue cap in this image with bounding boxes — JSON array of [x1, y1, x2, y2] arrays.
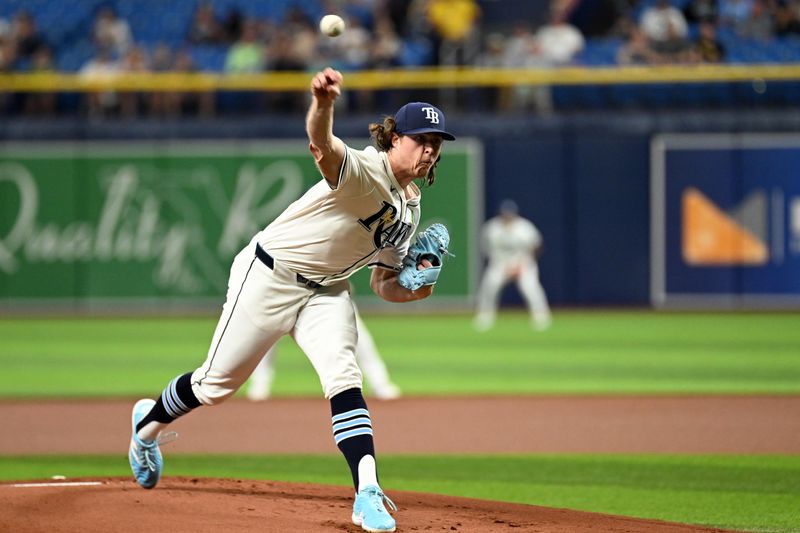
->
[[499, 199, 518, 215], [394, 102, 455, 141]]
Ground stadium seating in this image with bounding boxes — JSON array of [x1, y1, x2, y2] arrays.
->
[[4, 0, 800, 113], [1, 0, 796, 72]]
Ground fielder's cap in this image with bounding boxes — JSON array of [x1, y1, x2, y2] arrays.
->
[[394, 102, 456, 141], [499, 199, 518, 215]]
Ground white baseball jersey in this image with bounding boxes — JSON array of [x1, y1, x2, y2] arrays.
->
[[482, 216, 541, 269], [258, 145, 421, 284]]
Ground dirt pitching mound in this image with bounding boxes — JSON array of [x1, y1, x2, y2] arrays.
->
[[1, 476, 737, 533]]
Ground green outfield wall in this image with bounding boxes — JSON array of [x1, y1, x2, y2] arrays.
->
[[0, 140, 482, 311]]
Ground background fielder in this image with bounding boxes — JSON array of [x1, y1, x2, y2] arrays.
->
[[474, 199, 552, 331]]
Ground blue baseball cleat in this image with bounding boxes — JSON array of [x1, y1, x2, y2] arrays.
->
[[352, 485, 397, 532], [128, 399, 163, 489]]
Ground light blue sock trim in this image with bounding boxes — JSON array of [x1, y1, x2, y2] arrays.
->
[[331, 408, 370, 423], [332, 416, 372, 433], [334, 427, 374, 445]]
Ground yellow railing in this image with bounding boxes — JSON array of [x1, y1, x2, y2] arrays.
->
[[2, 64, 799, 92]]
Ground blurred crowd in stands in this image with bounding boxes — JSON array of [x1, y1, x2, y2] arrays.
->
[[2, 0, 800, 117]]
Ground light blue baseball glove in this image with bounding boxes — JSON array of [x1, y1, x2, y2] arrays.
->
[[397, 223, 453, 291]]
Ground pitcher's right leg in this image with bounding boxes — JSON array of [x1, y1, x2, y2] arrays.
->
[[128, 243, 295, 489], [129, 372, 201, 488]]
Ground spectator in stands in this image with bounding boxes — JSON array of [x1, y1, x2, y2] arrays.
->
[[148, 44, 175, 117], [0, 17, 9, 64], [119, 45, 150, 117], [477, 32, 511, 109], [0, 29, 17, 71], [80, 47, 121, 118], [528, 1, 586, 113], [365, 13, 403, 111], [567, 0, 629, 38], [775, 0, 800, 35], [536, 2, 585, 66], [0, 23, 13, 112], [503, 22, 538, 69], [426, 0, 482, 67], [151, 43, 173, 72], [267, 29, 307, 71], [279, 8, 316, 69], [149, 46, 215, 118], [188, 2, 225, 44], [222, 7, 244, 43], [336, 15, 375, 109], [735, 0, 776, 40], [398, 0, 439, 66], [385, 0, 413, 37], [692, 21, 727, 62], [478, 32, 507, 68], [173, 49, 215, 117], [332, 15, 373, 70], [617, 25, 662, 64], [719, 0, 755, 29], [635, 0, 692, 63], [93, 5, 133, 57], [640, 0, 689, 44], [0, 33, 13, 113], [11, 10, 46, 60], [23, 45, 56, 115], [343, 0, 376, 31], [569, 0, 629, 38], [265, 28, 309, 113], [502, 23, 545, 111], [683, 0, 720, 24], [650, 14, 693, 62], [224, 19, 264, 73], [224, 18, 266, 114], [372, 14, 402, 68]]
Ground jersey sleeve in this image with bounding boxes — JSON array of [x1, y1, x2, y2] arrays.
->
[[335, 145, 378, 193]]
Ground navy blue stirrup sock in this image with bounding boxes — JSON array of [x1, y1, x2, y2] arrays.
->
[[136, 372, 202, 433], [330, 388, 376, 490]]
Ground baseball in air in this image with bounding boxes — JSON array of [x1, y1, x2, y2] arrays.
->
[[319, 14, 345, 37]]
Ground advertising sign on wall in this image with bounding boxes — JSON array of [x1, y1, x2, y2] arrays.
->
[[651, 134, 800, 308], [0, 140, 482, 311]]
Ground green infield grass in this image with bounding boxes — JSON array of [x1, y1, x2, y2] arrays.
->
[[1, 454, 798, 533], [0, 311, 798, 397]]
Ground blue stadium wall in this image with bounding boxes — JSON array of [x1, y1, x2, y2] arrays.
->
[[4, 108, 799, 306]]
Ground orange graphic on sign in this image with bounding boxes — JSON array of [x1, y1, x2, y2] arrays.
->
[[682, 187, 768, 265]]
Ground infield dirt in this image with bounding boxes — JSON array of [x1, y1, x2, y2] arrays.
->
[[4, 395, 799, 532], [1, 476, 738, 533]]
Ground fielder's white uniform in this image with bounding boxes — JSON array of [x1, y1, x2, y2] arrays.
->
[[474, 214, 552, 330], [190, 144, 420, 403]]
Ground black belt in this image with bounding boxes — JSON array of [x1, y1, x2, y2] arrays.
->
[[255, 243, 322, 289]]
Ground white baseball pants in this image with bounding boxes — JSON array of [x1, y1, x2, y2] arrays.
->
[[475, 261, 551, 328], [191, 238, 362, 403]]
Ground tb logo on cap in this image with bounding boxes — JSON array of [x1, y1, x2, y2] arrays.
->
[[421, 106, 440, 124]]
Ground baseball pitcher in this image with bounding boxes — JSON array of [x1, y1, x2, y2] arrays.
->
[[127, 67, 455, 533]]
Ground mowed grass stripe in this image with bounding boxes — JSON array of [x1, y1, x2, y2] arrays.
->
[[0, 312, 798, 396]]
